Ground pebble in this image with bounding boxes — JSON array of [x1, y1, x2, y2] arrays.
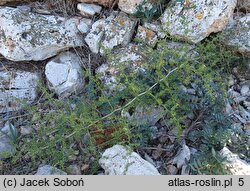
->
[[240, 84, 250, 96], [77, 3, 102, 17], [166, 165, 178, 175], [66, 164, 81, 175], [20, 127, 33, 135]]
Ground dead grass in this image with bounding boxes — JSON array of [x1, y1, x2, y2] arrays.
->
[[36, 0, 78, 17]]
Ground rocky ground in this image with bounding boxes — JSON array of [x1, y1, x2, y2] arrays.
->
[[0, 0, 250, 175]]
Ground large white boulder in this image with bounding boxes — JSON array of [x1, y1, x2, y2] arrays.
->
[[45, 51, 85, 98], [0, 70, 40, 113], [0, 7, 84, 61], [161, 0, 237, 43], [99, 145, 160, 175]]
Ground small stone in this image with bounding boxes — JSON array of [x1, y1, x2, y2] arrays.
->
[[66, 164, 81, 175], [16, 5, 31, 12], [244, 101, 250, 107], [35, 165, 67, 175], [233, 96, 247, 103], [85, 18, 106, 53], [77, 3, 102, 17], [228, 89, 241, 98], [173, 143, 190, 169], [228, 75, 235, 87], [166, 165, 178, 175], [240, 84, 250, 96], [135, 25, 158, 47], [225, 101, 234, 115], [99, 145, 160, 175], [100, 12, 137, 54], [143, 21, 165, 39], [77, 0, 115, 7], [0, 70, 40, 113], [20, 126, 33, 135], [77, 18, 92, 34], [159, 135, 169, 144], [81, 164, 90, 172]]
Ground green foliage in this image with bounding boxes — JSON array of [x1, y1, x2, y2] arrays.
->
[[133, 0, 170, 23], [187, 147, 231, 175], [9, 31, 241, 174]]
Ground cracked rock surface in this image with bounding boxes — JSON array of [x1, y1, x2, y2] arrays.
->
[[99, 145, 160, 175], [161, 0, 237, 43], [0, 7, 84, 61], [45, 51, 85, 98]]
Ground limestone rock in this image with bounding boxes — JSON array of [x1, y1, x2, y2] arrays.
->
[[135, 26, 158, 47], [220, 147, 250, 175], [77, 0, 115, 7], [77, 3, 102, 17], [118, 0, 155, 15], [84, 18, 106, 53], [0, 70, 40, 113], [77, 18, 92, 34], [99, 145, 160, 175], [100, 13, 137, 54], [85, 12, 137, 54], [161, 0, 237, 43], [45, 51, 85, 98], [35, 165, 67, 175], [0, 7, 84, 61], [143, 21, 165, 39], [221, 14, 250, 57]]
